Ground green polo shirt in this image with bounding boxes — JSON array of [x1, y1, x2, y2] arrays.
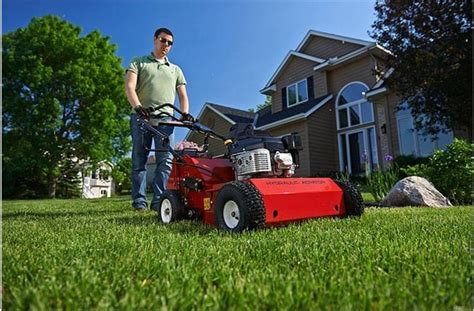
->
[[127, 53, 187, 117]]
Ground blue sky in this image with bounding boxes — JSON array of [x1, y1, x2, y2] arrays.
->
[[3, 0, 377, 142]]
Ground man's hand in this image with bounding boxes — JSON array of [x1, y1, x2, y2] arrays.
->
[[134, 105, 150, 119], [180, 112, 195, 122]]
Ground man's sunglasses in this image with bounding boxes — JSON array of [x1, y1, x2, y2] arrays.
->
[[157, 37, 173, 46]]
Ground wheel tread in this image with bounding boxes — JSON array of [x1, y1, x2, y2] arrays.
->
[[334, 180, 365, 217], [215, 181, 266, 231]]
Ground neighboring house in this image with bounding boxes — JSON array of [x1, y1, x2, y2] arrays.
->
[[81, 160, 114, 198], [186, 103, 256, 156], [186, 30, 458, 176]]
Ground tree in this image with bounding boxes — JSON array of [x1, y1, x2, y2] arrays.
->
[[2, 15, 131, 198], [111, 157, 132, 194], [370, 0, 472, 140], [248, 95, 272, 113]]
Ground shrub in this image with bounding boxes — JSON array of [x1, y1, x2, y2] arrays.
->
[[425, 139, 473, 204], [401, 139, 473, 204], [367, 167, 399, 202], [400, 163, 428, 178], [394, 154, 429, 178], [334, 170, 351, 183]]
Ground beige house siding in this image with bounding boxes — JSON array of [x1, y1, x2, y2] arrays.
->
[[300, 36, 363, 59], [314, 71, 328, 97], [273, 57, 317, 114], [266, 121, 310, 177], [326, 56, 377, 95], [306, 101, 338, 175], [187, 109, 233, 156], [384, 93, 402, 158]]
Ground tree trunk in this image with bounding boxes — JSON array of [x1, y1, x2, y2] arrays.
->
[[47, 172, 57, 198]]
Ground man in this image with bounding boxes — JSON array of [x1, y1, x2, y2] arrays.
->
[[125, 27, 192, 212]]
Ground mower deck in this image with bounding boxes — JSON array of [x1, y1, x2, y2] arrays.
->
[[248, 178, 345, 225]]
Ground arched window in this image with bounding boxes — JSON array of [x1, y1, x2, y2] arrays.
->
[[336, 82, 377, 175], [336, 82, 374, 129]]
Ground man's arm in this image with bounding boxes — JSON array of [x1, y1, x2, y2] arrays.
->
[[177, 84, 189, 114], [125, 70, 142, 109]]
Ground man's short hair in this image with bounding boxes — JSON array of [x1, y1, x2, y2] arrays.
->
[[154, 28, 173, 39]]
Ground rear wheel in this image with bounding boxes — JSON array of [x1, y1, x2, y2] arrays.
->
[[158, 190, 186, 223], [334, 180, 364, 217], [214, 181, 266, 232]]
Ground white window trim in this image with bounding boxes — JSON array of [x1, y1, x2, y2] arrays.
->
[[335, 81, 374, 130], [287, 79, 308, 108], [338, 125, 378, 174]]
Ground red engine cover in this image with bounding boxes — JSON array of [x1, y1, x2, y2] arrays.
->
[[249, 178, 346, 224]]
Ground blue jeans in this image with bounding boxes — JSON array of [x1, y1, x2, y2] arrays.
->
[[130, 115, 174, 210]]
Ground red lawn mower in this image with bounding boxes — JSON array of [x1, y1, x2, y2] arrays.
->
[[139, 104, 364, 232]]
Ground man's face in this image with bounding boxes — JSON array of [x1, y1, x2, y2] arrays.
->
[[154, 32, 173, 57]]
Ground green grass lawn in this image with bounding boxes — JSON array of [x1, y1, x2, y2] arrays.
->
[[2, 197, 472, 310]]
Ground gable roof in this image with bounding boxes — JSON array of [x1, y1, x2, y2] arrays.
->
[[185, 102, 256, 141], [260, 51, 326, 93], [261, 30, 377, 94], [312, 44, 392, 72], [254, 94, 333, 130], [193, 102, 255, 125], [295, 29, 373, 52], [206, 102, 255, 124]]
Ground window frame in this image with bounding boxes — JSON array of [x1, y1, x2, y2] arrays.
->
[[286, 79, 308, 107], [335, 82, 374, 130]]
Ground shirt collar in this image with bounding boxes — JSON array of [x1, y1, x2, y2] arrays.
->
[[148, 52, 171, 65]]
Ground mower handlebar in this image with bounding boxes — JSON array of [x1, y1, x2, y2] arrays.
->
[[138, 103, 229, 143]]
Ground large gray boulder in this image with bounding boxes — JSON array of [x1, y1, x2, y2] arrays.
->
[[382, 176, 452, 207]]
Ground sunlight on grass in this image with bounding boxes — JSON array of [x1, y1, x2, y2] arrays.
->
[[2, 197, 471, 309]]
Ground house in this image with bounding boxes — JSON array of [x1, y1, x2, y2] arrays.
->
[[187, 30, 457, 176], [81, 160, 114, 198], [186, 103, 256, 156]]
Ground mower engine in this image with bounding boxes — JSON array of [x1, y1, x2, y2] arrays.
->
[[227, 123, 302, 179], [231, 149, 295, 178]]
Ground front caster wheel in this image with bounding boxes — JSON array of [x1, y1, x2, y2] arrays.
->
[[158, 190, 186, 223]]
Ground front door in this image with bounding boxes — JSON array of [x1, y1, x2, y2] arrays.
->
[[338, 126, 378, 175]]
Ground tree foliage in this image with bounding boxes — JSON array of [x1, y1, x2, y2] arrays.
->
[[249, 95, 272, 113], [2, 15, 131, 198], [370, 0, 472, 139], [111, 157, 132, 194]]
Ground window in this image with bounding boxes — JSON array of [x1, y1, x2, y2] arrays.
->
[[396, 105, 453, 157], [287, 79, 308, 107], [336, 82, 374, 129]]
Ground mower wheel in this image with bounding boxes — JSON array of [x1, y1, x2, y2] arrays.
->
[[158, 190, 186, 223], [214, 181, 266, 232], [334, 180, 365, 217]]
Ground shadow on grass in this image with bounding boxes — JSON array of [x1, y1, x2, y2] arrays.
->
[[3, 209, 126, 220]]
